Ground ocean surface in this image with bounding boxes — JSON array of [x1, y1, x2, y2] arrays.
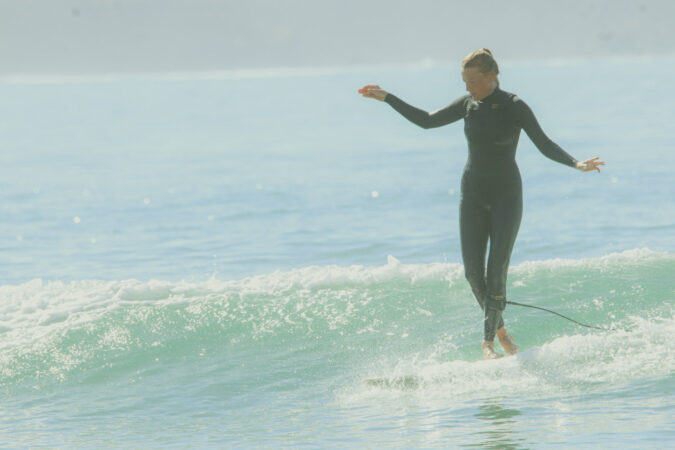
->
[[1, 57, 673, 448]]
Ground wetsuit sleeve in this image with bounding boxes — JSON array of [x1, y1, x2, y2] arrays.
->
[[384, 94, 467, 129], [514, 97, 578, 168]]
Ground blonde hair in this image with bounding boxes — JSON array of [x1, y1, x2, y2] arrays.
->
[[462, 48, 500, 75]]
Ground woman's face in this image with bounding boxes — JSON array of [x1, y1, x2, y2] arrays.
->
[[462, 67, 497, 101]]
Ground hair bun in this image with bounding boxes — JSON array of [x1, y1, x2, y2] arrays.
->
[[461, 48, 500, 75]]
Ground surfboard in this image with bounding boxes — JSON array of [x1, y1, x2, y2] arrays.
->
[[363, 375, 421, 389]]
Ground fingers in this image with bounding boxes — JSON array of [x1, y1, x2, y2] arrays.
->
[[579, 157, 605, 173], [358, 84, 383, 98], [358, 84, 379, 94], [586, 157, 605, 165]]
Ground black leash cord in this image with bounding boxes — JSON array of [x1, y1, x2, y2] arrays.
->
[[506, 300, 618, 332]]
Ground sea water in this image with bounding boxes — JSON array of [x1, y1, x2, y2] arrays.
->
[[0, 58, 673, 448]]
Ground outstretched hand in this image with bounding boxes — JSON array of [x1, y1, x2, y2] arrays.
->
[[576, 157, 605, 173], [358, 84, 388, 101]]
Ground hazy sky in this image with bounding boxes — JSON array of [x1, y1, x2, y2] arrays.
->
[[1, 0, 674, 75]]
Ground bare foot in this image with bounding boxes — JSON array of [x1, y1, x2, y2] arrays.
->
[[497, 327, 519, 356], [482, 341, 503, 360]]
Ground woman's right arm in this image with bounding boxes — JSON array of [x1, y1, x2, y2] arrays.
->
[[358, 85, 466, 129]]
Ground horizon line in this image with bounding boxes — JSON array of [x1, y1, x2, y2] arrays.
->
[[0, 53, 669, 85]]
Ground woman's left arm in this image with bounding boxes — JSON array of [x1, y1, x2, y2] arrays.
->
[[515, 97, 605, 172]]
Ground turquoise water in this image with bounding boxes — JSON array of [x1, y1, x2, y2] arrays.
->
[[1, 58, 674, 447]]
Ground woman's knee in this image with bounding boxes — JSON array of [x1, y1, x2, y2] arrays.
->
[[464, 268, 484, 289]]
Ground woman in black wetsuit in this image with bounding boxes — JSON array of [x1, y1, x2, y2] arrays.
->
[[359, 48, 604, 359]]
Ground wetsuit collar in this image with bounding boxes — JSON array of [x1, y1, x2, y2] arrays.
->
[[478, 87, 501, 103]]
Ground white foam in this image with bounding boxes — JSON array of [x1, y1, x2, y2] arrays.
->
[[201, 255, 465, 295], [512, 248, 669, 275], [0, 249, 670, 351], [343, 314, 675, 407], [221, 248, 670, 293]]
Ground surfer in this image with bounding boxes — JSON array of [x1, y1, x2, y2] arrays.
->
[[358, 48, 604, 359]]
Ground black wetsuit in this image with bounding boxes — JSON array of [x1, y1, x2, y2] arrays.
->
[[384, 88, 578, 342]]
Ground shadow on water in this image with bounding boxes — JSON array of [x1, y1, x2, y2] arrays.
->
[[462, 400, 527, 450]]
